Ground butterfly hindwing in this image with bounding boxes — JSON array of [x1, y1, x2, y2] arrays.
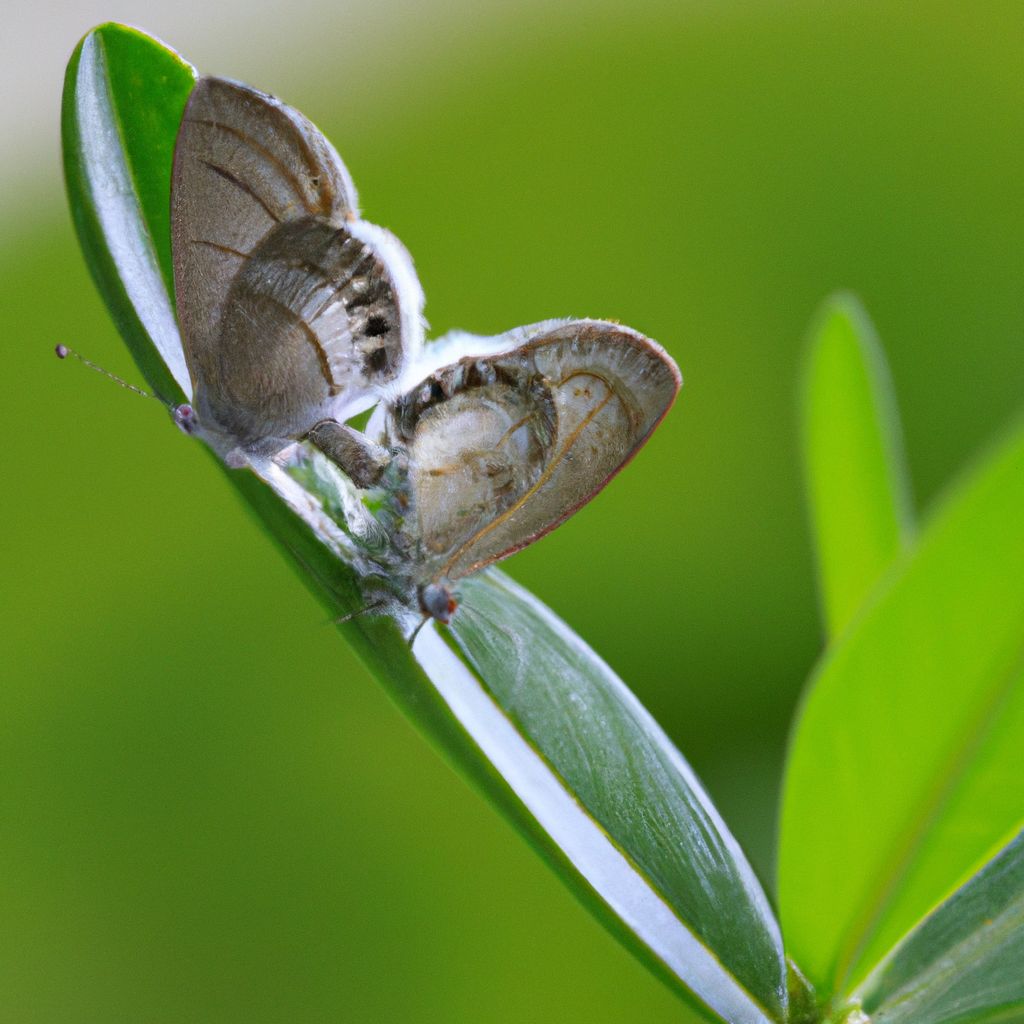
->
[[389, 319, 681, 585]]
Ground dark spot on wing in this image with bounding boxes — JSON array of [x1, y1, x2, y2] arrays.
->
[[365, 315, 389, 337], [367, 346, 389, 373]]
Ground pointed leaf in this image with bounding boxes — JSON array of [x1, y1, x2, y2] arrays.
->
[[63, 24, 788, 1023], [801, 293, 913, 636], [780, 413, 1024, 1000], [856, 829, 1024, 1024], [62, 22, 195, 403], [450, 571, 788, 1022]]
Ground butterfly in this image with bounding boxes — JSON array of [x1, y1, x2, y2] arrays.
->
[[170, 76, 681, 622], [170, 76, 423, 480]]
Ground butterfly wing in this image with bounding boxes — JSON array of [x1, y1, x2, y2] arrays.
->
[[389, 319, 681, 584], [171, 77, 421, 447]]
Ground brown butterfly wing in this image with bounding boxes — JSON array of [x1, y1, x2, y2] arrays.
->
[[171, 77, 408, 446], [393, 319, 681, 584]]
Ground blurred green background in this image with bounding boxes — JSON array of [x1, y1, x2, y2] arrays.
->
[[3, 1, 1022, 1021]]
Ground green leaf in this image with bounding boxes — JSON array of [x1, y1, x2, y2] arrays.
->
[[63, 24, 788, 1023], [801, 293, 913, 637], [450, 571, 788, 1022], [856, 829, 1024, 1024], [779, 415, 1024, 1000], [62, 22, 195, 404]]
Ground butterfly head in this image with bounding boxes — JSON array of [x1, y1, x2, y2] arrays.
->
[[171, 401, 248, 467], [173, 403, 199, 436], [419, 581, 458, 625]]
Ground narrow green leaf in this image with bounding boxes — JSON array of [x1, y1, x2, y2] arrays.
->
[[450, 571, 788, 1022], [856, 829, 1024, 1024], [62, 23, 195, 403], [801, 293, 913, 637], [63, 24, 788, 1023], [779, 416, 1024, 999]]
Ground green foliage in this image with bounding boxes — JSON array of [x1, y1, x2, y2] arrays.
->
[[800, 294, 913, 636], [62, 24, 194, 403], [781, 403, 1024, 1002], [784, 295, 1024, 1020], [857, 828, 1024, 1024], [453, 572, 787, 1021]]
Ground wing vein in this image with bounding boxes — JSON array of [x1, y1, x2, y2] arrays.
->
[[188, 117, 313, 212], [190, 239, 250, 259], [440, 381, 617, 579], [199, 159, 282, 224]]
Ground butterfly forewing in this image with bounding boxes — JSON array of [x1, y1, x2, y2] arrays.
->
[[391, 320, 680, 585], [171, 77, 413, 449], [171, 77, 356, 375]]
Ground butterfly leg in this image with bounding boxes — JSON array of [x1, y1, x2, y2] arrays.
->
[[332, 598, 388, 625], [406, 614, 431, 649], [307, 419, 391, 488]]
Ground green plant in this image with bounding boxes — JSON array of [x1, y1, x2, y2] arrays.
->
[[62, 23, 1024, 1024]]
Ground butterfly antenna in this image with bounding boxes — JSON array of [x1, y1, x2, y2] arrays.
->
[[55, 344, 164, 402]]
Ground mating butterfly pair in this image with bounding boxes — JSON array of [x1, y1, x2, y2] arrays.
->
[[170, 77, 681, 623]]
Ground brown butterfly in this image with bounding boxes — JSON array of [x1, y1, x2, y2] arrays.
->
[[378, 318, 681, 622], [171, 76, 422, 482], [170, 77, 681, 623]]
